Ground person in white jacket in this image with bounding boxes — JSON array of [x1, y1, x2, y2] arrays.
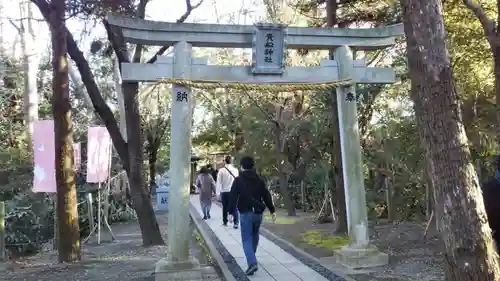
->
[[216, 156, 239, 228]]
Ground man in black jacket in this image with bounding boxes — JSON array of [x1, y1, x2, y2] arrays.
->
[[228, 156, 276, 276], [481, 155, 500, 250]]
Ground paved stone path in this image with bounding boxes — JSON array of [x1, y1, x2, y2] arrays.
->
[[190, 195, 332, 281]]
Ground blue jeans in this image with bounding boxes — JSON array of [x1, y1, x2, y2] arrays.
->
[[239, 212, 263, 266], [221, 192, 239, 224]]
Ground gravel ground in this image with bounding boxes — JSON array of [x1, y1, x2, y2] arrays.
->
[[352, 220, 444, 281], [0, 212, 223, 281]]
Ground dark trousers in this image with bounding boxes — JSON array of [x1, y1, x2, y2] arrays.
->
[[221, 192, 239, 224], [240, 212, 263, 266]]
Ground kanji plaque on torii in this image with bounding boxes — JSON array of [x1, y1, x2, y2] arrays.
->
[[252, 23, 287, 75]]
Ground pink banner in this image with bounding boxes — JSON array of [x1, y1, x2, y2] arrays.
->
[[86, 126, 111, 183], [73, 142, 81, 170], [32, 120, 56, 193]]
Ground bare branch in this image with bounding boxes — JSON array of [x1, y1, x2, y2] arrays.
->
[[177, 0, 204, 23], [7, 16, 45, 22], [8, 19, 22, 33], [462, 0, 496, 38], [146, 0, 204, 64], [367, 49, 382, 66]]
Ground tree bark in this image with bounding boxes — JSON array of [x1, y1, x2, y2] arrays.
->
[[401, 0, 500, 279], [326, 0, 347, 233], [275, 123, 296, 216], [273, 103, 296, 216], [49, 0, 80, 263], [123, 82, 164, 245]]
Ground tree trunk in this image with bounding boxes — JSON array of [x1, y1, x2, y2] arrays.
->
[[49, 0, 80, 263], [425, 168, 434, 221], [122, 82, 164, 246], [326, 0, 347, 233], [149, 148, 157, 189], [147, 133, 158, 190], [275, 122, 295, 216], [493, 49, 500, 134], [400, 0, 500, 279], [113, 56, 127, 141], [20, 1, 38, 144], [384, 174, 395, 221]]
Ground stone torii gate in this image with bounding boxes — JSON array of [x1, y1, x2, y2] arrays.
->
[[108, 14, 403, 274]]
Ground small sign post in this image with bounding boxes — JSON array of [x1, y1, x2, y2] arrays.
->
[[252, 23, 287, 75]]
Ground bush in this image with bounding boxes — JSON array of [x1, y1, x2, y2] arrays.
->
[[2, 171, 135, 257], [4, 192, 52, 257]]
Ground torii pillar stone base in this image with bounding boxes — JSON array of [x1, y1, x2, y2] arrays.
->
[[155, 256, 202, 281], [334, 245, 389, 270]]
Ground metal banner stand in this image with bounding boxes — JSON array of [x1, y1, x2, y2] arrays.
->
[[52, 194, 58, 250], [83, 138, 116, 244]]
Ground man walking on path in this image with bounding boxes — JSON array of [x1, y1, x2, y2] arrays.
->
[[216, 156, 240, 228], [228, 156, 276, 276], [481, 155, 500, 250]]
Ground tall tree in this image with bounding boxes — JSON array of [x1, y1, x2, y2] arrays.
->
[[49, 0, 81, 262], [20, 1, 39, 144], [326, 0, 347, 233], [9, 1, 39, 145], [400, 0, 500, 279]]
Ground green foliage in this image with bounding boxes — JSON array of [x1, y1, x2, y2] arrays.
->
[[301, 230, 350, 250], [444, 0, 499, 180], [4, 193, 52, 256]]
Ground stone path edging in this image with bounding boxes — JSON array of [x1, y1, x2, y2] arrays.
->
[[189, 203, 249, 281]]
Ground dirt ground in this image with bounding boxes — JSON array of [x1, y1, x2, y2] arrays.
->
[[0, 212, 222, 281], [262, 208, 444, 281]]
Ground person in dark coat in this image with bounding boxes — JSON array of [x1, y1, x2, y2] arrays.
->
[[207, 164, 218, 182], [481, 155, 500, 249], [227, 156, 276, 276]]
